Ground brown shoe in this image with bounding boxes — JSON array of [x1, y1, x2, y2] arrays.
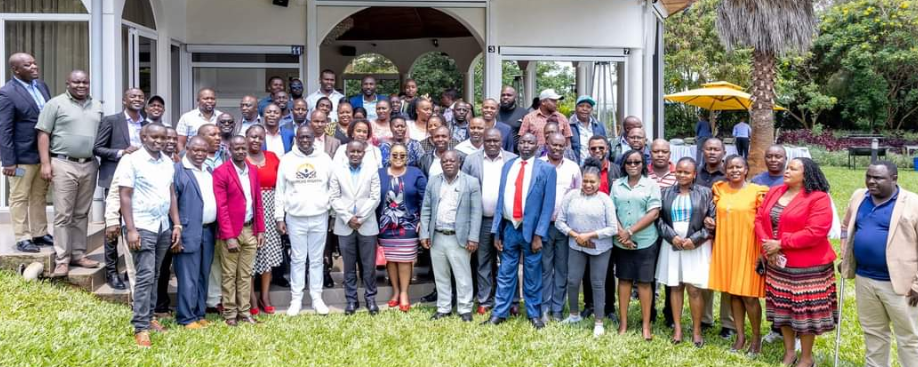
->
[[134, 331, 151, 348], [150, 319, 166, 333], [196, 319, 211, 327], [184, 321, 203, 330], [237, 315, 260, 325], [225, 318, 238, 327], [52, 263, 69, 278], [71, 257, 100, 268]]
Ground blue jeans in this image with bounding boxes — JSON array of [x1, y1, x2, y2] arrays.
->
[[541, 225, 569, 314], [493, 223, 542, 319]]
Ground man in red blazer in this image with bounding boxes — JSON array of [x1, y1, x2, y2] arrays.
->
[[213, 135, 265, 326]]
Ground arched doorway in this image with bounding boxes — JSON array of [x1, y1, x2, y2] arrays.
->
[[318, 7, 482, 102], [342, 53, 399, 98], [409, 52, 462, 101]]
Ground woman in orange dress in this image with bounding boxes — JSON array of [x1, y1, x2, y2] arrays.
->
[[707, 155, 769, 355]]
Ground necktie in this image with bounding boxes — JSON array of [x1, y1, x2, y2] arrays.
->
[[512, 160, 527, 220], [29, 83, 45, 110]]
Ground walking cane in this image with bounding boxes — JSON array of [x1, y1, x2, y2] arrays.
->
[[833, 274, 846, 367]]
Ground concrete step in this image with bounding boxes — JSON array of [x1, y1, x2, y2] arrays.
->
[[0, 223, 106, 277], [65, 244, 127, 293]]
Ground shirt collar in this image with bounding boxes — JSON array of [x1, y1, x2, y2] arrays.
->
[[135, 147, 163, 163], [349, 164, 362, 174], [865, 186, 900, 206], [233, 162, 248, 175], [65, 91, 92, 105], [124, 111, 143, 124], [12, 76, 34, 89], [617, 175, 649, 189], [182, 156, 205, 172]]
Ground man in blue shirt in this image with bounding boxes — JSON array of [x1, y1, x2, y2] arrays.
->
[[841, 161, 918, 367], [751, 145, 787, 187], [695, 111, 713, 163], [732, 120, 751, 159]]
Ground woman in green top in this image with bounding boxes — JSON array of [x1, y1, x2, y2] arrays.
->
[[611, 149, 662, 340]]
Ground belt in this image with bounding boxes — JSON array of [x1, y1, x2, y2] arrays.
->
[[203, 222, 216, 228], [53, 154, 92, 164], [435, 229, 456, 236], [244, 219, 254, 227]]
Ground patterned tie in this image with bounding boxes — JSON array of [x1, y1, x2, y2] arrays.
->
[[512, 160, 527, 220]]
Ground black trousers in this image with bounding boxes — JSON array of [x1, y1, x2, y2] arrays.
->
[[736, 137, 750, 159]]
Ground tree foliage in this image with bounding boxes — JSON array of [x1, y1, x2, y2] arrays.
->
[[409, 52, 463, 99]]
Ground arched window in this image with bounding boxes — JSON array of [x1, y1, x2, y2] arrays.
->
[[343, 53, 399, 97]]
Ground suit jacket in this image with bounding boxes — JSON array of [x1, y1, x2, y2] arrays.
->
[[0, 78, 51, 166], [418, 150, 467, 177], [213, 160, 265, 240], [461, 150, 517, 187], [95, 112, 148, 188], [657, 184, 715, 247], [262, 126, 295, 154], [490, 157, 557, 243], [330, 163, 382, 236], [841, 188, 918, 295], [754, 184, 835, 268], [419, 172, 483, 246], [173, 161, 207, 253], [348, 94, 387, 111], [323, 135, 341, 158]]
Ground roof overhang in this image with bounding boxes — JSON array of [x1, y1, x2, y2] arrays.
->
[[657, 0, 697, 18]]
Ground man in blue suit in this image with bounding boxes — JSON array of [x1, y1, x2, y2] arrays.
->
[[484, 133, 557, 329], [172, 136, 218, 330], [348, 76, 386, 121], [0, 52, 53, 253]]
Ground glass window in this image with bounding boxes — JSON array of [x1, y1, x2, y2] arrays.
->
[[171, 44, 181, 125], [192, 67, 298, 118], [122, 0, 156, 29], [5, 21, 90, 95], [1, 0, 87, 13]]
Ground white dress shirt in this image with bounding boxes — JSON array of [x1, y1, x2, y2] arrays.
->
[[118, 148, 175, 233], [183, 156, 217, 224], [541, 157, 582, 220], [428, 156, 443, 178], [481, 153, 505, 217], [233, 162, 254, 223], [305, 89, 345, 120], [435, 175, 461, 231], [455, 139, 483, 155], [502, 156, 535, 228], [264, 131, 286, 157], [176, 108, 223, 136]]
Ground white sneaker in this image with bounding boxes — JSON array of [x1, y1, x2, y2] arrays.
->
[[287, 301, 302, 317], [764, 330, 783, 343], [561, 315, 583, 324], [593, 324, 605, 337], [312, 294, 329, 315]]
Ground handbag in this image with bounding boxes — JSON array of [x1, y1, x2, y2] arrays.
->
[[375, 243, 387, 266]]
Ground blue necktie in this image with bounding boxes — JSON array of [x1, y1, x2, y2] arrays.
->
[[28, 83, 45, 110]]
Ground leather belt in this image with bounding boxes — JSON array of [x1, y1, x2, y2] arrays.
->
[[435, 229, 456, 236], [53, 154, 92, 164], [244, 220, 254, 227]]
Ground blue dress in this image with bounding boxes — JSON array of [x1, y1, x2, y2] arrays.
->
[[376, 166, 427, 262]]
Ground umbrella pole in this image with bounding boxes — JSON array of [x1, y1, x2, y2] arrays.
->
[[833, 275, 846, 367]]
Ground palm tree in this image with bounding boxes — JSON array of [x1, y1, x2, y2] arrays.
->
[[715, 0, 816, 173]]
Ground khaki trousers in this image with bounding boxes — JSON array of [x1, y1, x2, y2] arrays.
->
[[8, 163, 50, 241], [219, 225, 258, 320], [702, 290, 735, 330], [856, 275, 918, 367], [50, 158, 97, 265]]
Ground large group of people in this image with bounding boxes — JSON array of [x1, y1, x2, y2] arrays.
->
[[1, 51, 917, 367]]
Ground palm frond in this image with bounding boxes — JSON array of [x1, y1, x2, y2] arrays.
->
[[715, 0, 816, 56]]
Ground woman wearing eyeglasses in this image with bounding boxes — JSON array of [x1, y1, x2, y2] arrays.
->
[[610, 149, 661, 340], [376, 143, 427, 311]]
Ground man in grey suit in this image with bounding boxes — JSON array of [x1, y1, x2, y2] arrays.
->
[[93, 88, 147, 290], [421, 150, 482, 322], [461, 128, 517, 314], [330, 140, 382, 315]]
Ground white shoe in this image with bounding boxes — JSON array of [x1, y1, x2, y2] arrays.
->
[[561, 315, 583, 324], [593, 324, 605, 337], [312, 294, 329, 315], [287, 301, 302, 317], [764, 330, 783, 343]]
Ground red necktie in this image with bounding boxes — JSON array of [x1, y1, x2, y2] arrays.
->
[[513, 160, 527, 220]]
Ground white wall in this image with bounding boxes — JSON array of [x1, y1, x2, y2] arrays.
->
[[492, 0, 644, 48], [185, 0, 307, 45]]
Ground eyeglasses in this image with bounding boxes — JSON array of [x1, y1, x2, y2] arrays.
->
[[625, 160, 643, 166], [589, 147, 606, 151], [391, 154, 407, 159]]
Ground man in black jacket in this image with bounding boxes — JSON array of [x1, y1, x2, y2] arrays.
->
[[0, 52, 53, 253], [93, 88, 147, 289]]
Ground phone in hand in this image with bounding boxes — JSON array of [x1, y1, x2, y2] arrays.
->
[[776, 254, 788, 268], [14, 167, 25, 177]]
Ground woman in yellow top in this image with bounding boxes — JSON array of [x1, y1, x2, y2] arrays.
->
[[707, 155, 768, 355]]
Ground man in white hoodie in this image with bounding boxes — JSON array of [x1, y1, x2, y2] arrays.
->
[[275, 126, 334, 316]]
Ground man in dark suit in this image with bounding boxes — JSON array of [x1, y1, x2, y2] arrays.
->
[[0, 52, 53, 253], [484, 133, 557, 329], [172, 136, 217, 330], [93, 88, 147, 290]]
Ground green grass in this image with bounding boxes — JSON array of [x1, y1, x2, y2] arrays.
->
[[0, 166, 914, 367]]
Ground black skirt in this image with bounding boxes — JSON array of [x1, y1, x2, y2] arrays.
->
[[613, 244, 659, 283]]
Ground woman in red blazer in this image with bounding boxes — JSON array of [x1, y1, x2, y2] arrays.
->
[[754, 157, 837, 367]]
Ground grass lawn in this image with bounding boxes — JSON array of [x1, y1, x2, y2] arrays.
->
[[0, 166, 914, 367]]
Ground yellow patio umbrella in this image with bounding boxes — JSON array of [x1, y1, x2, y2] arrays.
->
[[664, 81, 786, 111]]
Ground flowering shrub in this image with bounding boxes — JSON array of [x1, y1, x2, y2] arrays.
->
[[778, 129, 917, 153]]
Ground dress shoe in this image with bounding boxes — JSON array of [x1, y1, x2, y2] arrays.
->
[[459, 313, 473, 322], [367, 302, 380, 316], [33, 235, 54, 247], [420, 290, 438, 303], [482, 316, 506, 325], [225, 318, 238, 327], [71, 257, 100, 268], [344, 302, 358, 315], [238, 316, 260, 325], [260, 305, 276, 315], [476, 305, 489, 315], [719, 327, 736, 339], [430, 312, 452, 320], [196, 319, 211, 327], [150, 320, 166, 333], [184, 321, 204, 330], [399, 303, 411, 312], [323, 271, 335, 288], [107, 273, 127, 290], [700, 322, 714, 331], [134, 331, 151, 347], [250, 307, 259, 316], [529, 317, 545, 329], [388, 299, 400, 307], [16, 240, 39, 253], [509, 305, 520, 317], [51, 263, 69, 278]]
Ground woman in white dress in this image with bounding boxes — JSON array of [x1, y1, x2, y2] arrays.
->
[[655, 157, 715, 347], [333, 119, 383, 169]]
